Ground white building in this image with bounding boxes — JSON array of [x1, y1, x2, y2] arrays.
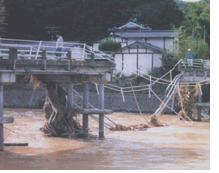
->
[[92, 19, 178, 76]]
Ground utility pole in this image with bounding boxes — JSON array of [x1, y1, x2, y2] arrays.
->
[[45, 26, 59, 41], [204, 25, 206, 42]]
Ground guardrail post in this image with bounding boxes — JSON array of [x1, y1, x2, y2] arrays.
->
[[35, 40, 42, 59], [9, 47, 17, 70], [91, 51, 94, 62], [66, 49, 72, 71], [67, 49, 72, 60], [41, 49, 47, 70]]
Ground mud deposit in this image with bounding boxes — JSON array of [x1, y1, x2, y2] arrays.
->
[[0, 109, 210, 170]]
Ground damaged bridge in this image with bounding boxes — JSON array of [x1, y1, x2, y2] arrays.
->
[[0, 39, 115, 151]]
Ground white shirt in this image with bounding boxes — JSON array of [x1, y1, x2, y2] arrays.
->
[[56, 36, 63, 48]]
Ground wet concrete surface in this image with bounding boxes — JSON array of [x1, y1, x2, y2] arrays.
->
[[0, 109, 210, 170]]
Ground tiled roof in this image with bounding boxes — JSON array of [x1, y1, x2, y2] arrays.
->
[[92, 30, 176, 43], [114, 41, 164, 53], [120, 30, 176, 38]]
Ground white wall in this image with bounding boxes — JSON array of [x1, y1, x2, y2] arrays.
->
[[138, 54, 152, 75], [147, 38, 164, 49], [153, 54, 162, 68], [165, 38, 174, 52], [114, 54, 123, 73], [123, 54, 137, 76], [93, 43, 99, 51], [114, 53, 162, 76]]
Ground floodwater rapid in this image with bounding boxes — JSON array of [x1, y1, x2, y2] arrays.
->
[[0, 109, 210, 170]]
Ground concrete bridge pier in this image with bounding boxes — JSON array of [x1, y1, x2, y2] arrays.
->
[[67, 83, 74, 126], [0, 85, 4, 151], [197, 85, 202, 121], [83, 83, 89, 133], [98, 84, 105, 138], [0, 73, 16, 151]]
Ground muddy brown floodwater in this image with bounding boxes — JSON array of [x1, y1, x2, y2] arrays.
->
[[0, 108, 210, 170]]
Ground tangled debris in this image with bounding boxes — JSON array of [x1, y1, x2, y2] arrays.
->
[[110, 113, 166, 131], [176, 83, 199, 121], [29, 75, 87, 138], [28, 75, 168, 135]]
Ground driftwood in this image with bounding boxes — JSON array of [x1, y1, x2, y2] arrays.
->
[[29, 75, 86, 138], [110, 123, 150, 131], [110, 114, 166, 131]]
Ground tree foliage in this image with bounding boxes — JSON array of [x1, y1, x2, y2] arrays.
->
[[173, 27, 210, 60], [181, 0, 210, 46], [137, 0, 184, 29], [98, 39, 121, 51], [4, 0, 184, 41], [0, 1, 7, 36]]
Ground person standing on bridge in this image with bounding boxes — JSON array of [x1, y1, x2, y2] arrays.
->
[[185, 48, 196, 68], [55, 34, 63, 58]]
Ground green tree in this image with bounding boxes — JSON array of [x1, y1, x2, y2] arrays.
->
[[181, 0, 210, 46], [173, 27, 210, 60], [3, 0, 186, 41], [98, 39, 121, 51], [0, 1, 7, 36], [137, 0, 184, 29]]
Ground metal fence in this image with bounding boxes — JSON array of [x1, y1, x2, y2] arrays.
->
[[180, 59, 210, 69], [0, 38, 112, 60]]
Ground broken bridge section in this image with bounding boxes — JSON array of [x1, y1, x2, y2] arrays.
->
[[178, 59, 210, 121], [0, 46, 115, 151]]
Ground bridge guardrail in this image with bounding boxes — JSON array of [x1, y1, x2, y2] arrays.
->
[[179, 59, 210, 69], [0, 38, 113, 61]]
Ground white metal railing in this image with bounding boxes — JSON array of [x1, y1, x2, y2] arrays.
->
[[0, 38, 111, 60], [180, 59, 210, 69]]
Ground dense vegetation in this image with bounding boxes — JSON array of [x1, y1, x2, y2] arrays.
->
[[0, 0, 210, 46], [1, 0, 184, 41], [98, 40, 121, 51]]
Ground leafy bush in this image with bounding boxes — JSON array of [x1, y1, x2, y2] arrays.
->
[[175, 37, 210, 60], [98, 39, 121, 51]]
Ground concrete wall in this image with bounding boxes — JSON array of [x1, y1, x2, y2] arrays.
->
[[3, 88, 173, 114]]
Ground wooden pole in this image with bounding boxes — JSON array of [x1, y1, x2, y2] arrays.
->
[[98, 83, 104, 138], [83, 83, 89, 132], [0, 85, 4, 151]]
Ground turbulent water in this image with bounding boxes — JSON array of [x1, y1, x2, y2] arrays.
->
[[0, 109, 210, 170]]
